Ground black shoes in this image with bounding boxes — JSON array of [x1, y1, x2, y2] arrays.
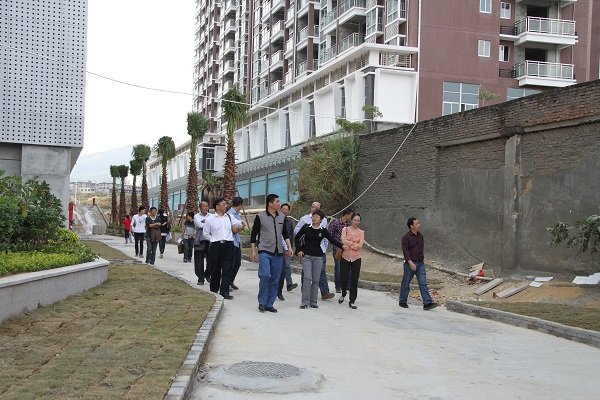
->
[[197, 280, 204, 285], [265, 306, 278, 313], [287, 283, 298, 292], [399, 302, 409, 308], [338, 296, 345, 304], [300, 305, 308, 309], [349, 303, 357, 309], [230, 283, 239, 290], [258, 304, 266, 312], [310, 305, 318, 309], [277, 294, 285, 301], [423, 302, 439, 310], [222, 294, 233, 300]]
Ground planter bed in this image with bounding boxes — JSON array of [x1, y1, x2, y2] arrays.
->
[[0, 258, 109, 324]]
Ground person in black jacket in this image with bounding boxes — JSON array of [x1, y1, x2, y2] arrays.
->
[[277, 203, 298, 300], [295, 210, 346, 309], [158, 208, 171, 258]]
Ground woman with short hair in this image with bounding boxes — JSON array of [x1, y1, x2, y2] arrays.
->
[[338, 213, 364, 309]]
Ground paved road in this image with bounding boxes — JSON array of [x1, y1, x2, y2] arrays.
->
[[97, 236, 600, 400]]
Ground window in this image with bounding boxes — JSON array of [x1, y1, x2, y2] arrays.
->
[[308, 100, 316, 138], [204, 147, 215, 171], [250, 175, 266, 206], [478, 40, 491, 57], [500, 2, 511, 19], [507, 88, 541, 101], [263, 120, 268, 155], [479, 0, 491, 13], [284, 112, 291, 147], [339, 86, 346, 118], [244, 130, 251, 159], [237, 179, 249, 203], [499, 45, 509, 62], [267, 171, 289, 203], [366, 9, 377, 37], [387, 0, 399, 22], [442, 82, 480, 116]]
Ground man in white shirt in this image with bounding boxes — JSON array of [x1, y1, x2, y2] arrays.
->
[[193, 201, 212, 285], [293, 201, 334, 300], [131, 206, 147, 258], [204, 197, 243, 299]]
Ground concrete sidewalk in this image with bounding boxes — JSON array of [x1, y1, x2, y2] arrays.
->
[[96, 235, 600, 400]]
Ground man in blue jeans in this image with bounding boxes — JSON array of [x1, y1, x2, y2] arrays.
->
[[399, 217, 438, 310], [250, 194, 293, 313]]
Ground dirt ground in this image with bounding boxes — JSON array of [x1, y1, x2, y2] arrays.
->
[[358, 247, 600, 309]]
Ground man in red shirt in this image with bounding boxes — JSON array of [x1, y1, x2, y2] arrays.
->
[[399, 217, 438, 310]]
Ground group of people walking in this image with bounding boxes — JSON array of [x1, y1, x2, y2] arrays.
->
[[122, 194, 438, 312]]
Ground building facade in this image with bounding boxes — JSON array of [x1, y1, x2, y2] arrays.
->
[[0, 0, 88, 219], [188, 0, 598, 208]]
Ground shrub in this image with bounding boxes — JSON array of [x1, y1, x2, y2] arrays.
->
[[547, 215, 600, 254], [0, 252, 87, 277], [40, 228, 98, 262]]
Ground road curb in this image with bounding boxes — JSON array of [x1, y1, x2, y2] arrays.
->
[[447, 301, 600, 349], [164, 296, 224, 400]]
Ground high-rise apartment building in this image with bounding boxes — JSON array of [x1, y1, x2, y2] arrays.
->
[[0, 0, 88, 219], [190, 0, 598, 207]]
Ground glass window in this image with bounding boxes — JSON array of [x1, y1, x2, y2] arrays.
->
[[204, 147, 215, 171], [478, 40, 490, 57], [250, 175, 266, 206], [288, 170, 299, 202], [507, 88, 541, 101], [339, 86, 346, 118], [479, 0, 491, 13], [499, 45, 509, 62], [284, 112, 291, 147], [442, 82, 480, 116], [267, 171, 289, 203], [237, 179, 249, 202], [263, 121, 268, 155], [366, 9, 377, 36], [387, 0, 399, 22], [308, 100, 316, 138], [245, 130, 251, 159], [500, 2, 511, 19]]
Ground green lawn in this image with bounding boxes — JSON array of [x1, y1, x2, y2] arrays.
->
[[0, 241, 214, 399]]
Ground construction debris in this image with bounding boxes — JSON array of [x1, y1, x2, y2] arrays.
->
[[493, 282, 530, 299], [473, 278, 503, 296], [572, 273, 600, 285], [529, 277, 554, 288]]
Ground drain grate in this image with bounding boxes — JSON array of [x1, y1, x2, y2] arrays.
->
[[225, 361, 302, 379]]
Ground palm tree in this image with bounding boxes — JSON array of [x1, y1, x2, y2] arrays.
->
[[132, 144, 152, 209], [129, 158, 143, 216], [221, 86, 248, 202], [109, 165, 119, 225], [153, 136, 176, 211], [185, 112, 209, 213], [117, 164, 129, 222], [200, 172, 223, 208]]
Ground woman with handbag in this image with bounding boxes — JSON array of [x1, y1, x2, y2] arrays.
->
[[181, 212, 196, 263], [338, 213, 364, 309], [295, 210, 346, 309], [145, 207, 162, 265]]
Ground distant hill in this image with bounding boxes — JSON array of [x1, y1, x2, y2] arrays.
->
[[70, 146, 134, 183]]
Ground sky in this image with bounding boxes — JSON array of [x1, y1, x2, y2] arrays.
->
[[82, 0, 196, 155]]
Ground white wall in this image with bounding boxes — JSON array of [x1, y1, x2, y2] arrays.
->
[[249, 122, 261, 157], [266, 113, 282, 152], [290, 102, 304, 145], [374, 69, 417, 124], [345, 71, 364, 122], [315, 86, 337, 136]]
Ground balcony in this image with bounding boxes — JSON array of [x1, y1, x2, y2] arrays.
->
[[339, 32, 364, 54], [515, 0, 577, 6], [224, 0, 236, 15], [284, 71, 292, 85], [222, 59, 235, 75], [298, 0, 320, 18], [223, 39, 235, 54], [222, 20, 235, 37], [339, 0, 367, 18], [514, 60, 575, 87], [271, 20, 285, 41], [270, 50, 284, 71], [271, 80, 283, 93], [272, 0, 284, 12], [286, 7, 295, 27], [285, 37, 295, 55], [514, 17, 577, 47], [297, 59, 316, 75], [319, 46, 337, 66], [321, 9, 337, 31]]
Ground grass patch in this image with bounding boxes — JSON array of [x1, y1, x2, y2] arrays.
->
[[82, 240, 133, 261], [0, 241, 214, 399], [469, 302, 600, 332]]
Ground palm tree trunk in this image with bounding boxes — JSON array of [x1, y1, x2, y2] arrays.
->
[[160, 166, 168, 211], [130, 175, 137, 216], [119, 178, 126, 223], [141, 164, 149, 209], [185, 157, 198, 213], [223, 136, 236, 201], [111, 179, 118, 225]]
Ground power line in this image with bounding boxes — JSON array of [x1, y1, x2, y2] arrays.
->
[[1, 43, 383, 124]]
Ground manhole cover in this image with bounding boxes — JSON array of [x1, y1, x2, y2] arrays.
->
[[225, 361, 302, 378], [206, 360, 323, 393]]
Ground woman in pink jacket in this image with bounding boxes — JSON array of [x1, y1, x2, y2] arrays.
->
[[338, 213, 365, 309]]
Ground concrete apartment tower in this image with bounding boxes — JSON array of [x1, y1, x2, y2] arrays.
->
[[0, 0, 88, 220], [185, 0, 600, 208]]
